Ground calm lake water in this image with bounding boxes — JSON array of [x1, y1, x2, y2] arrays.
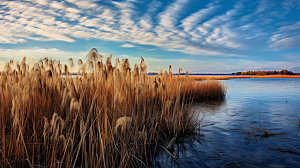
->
[[155, 78, 300, 168]]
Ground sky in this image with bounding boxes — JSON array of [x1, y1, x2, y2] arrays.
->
[[0, 0, 300, 73]]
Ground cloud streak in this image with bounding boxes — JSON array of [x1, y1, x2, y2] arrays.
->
[[0, 0, 254, 56], [0, 0, 299, 72], [269, 21, 300, 50]]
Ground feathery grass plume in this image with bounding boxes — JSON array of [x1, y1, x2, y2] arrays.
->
[[4, 63, 11, 73], [115, 58, 120, 69], [96, 61, 102, 74], [39, 58, 43, 66], [121, 58, 131, 76], [80, 64, 87, 75], [106, 54, 113, 72], [10, 98, 17, 128], [86, 60, 93, 71], [22, 57, 26, 64], [57, 60, 62, 75], [43, 57, 48, 68], [178, 66, 182, 77], [64, 64, 69, 75], [139, 56, 147, 74], [9, 59, 14, 65], [48, 59, 54, 71], [31, 63, 41, 77], [43, 117, 50, 144], [0, 48, 226, 167], [69, 98, 80, 121], [48, 113, 65, 142], [20, 57, 27, 76], [169, 65, 173, 77], [133, 64, 139, 78], [33, 63, 40, 72], [114, 116, 132, 133], [16, 63, 21, 74], [77, 59, 83, 75], [61, 87, 70, 109], [68, 58, 74, 68], [87, 48, 98, 63], [77, 59, 83, 66], [97, 53, 103, 62], [68, 80, 77, 98]]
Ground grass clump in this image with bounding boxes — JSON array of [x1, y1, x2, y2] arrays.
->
[[0, 48, 226, 167], [240, 113, 282, 140]]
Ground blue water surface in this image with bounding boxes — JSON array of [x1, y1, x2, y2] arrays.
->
[[156, 78, 300, 168]]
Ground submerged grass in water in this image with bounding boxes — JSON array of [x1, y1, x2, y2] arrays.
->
[[0, 48, 225, 167], [240, 113, 283, 140]]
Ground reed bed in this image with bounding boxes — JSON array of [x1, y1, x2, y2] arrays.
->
[[0, 48, 225, 167]]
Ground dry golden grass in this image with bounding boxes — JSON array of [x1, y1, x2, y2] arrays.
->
[[0, 48, 225, 167], [189, 75, 300, 80]]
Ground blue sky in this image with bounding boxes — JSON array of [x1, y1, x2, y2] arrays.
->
[[0, 0, 300, 73]]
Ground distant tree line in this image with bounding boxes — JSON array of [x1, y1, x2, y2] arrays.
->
[[232, 69, 296, 75]]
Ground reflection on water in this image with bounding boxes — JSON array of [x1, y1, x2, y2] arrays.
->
[[155, 78, 300, 168]]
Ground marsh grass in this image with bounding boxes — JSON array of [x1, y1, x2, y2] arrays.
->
[[240, 113, 282, 139], [272, 145, 300, 155], [0, 48, 225, 167]]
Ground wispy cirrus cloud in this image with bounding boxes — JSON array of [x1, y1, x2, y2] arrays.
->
[[158, 0, 189, 28], [0, 0, 248, 56], [269, 21, 300, 50], [0, 0, 300, 73], [181, 2, 218, 32]]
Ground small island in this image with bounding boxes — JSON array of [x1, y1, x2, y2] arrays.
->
[[232, 69, 298, 75], [188, 70, 300, 80]]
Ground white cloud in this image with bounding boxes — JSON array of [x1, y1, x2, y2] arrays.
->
[[158, 0, 189, 28], [50, 1, 65, 10], [24, 0, 49, 5], [35, 0, 48, 5], [181, 3, 218, 32], [1, 0, 296, 58], [269, 21, 300, 49], [66, 0, 97, 9], [0, 0, 247, 56], [120, 43, 136, 48], [66, 7, 81, 13]]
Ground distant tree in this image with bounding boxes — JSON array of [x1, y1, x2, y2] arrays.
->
[[232, 72, 241, 75], [232, 69, 295, 75]]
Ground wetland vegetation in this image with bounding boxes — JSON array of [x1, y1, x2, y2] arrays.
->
[[0, 48, 225, 167]]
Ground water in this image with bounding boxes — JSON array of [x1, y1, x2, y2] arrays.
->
[[155, 78, 300, 168]]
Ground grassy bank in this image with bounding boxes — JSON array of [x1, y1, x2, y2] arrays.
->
[[0, 49, 225, 167], [189, 75, 300, 80]]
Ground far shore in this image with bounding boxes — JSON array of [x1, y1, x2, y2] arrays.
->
[[188, 75, 300, 80]]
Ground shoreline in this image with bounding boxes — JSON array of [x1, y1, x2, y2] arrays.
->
[[188, 75, 300, 80]]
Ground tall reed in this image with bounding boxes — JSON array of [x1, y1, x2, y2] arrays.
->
[[0, 48, 225, 167]]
